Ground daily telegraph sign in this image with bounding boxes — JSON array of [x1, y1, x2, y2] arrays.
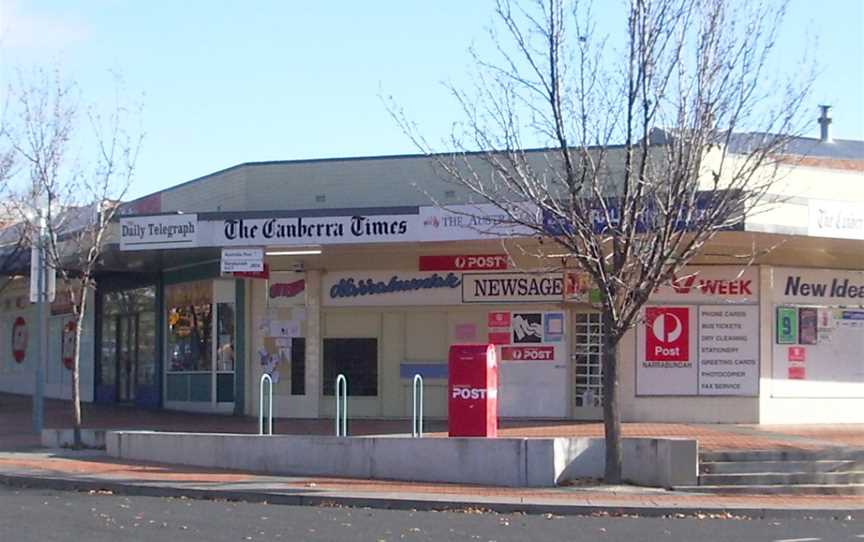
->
[[120, 214, 198, 251]]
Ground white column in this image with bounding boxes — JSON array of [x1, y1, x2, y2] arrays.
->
[[304, 270, 322, 417]]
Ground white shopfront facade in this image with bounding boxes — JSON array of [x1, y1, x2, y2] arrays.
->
[[117, 206, 864, 423]]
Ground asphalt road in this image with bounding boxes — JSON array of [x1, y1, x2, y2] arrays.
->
[[0, 485, 861, 542]]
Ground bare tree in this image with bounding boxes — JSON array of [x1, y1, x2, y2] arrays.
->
[[4, 68, 142, 447], [390, 0, 813, 482]]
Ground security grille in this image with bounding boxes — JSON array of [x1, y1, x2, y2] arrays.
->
[[573, 313, 604, 408]]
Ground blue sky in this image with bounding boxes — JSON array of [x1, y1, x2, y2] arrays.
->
[[1, 0, 862, 200]]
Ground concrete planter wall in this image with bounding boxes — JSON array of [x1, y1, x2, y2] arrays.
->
[[42, 428, 106, 449], [106, 431, 697, 488]]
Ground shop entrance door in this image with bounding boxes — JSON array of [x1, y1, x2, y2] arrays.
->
[[116, 314, 138, 403], [572, 312, 604, 420]]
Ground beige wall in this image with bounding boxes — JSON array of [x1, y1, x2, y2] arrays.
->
[[241, 233, 864, 423], [0, 277, 95, 402]]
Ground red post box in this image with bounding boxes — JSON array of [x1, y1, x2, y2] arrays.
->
[[448, 344, 498, 437]]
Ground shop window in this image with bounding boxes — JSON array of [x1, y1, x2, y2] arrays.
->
[[167, 303, 212, 371], [291, 337, 305, 396], [322, 338, 377, 396], [166, 280, 214, 373]]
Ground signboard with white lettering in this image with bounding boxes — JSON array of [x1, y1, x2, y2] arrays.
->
[[637, 306, 698, 395], [419, 254, 509, 272], [120, 214, 198, 251], [220, 248, 263, 273], [461, 273, 563, 303]]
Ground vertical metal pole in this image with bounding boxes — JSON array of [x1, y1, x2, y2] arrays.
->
[[335, 374, 347, 437], [32, 211, 45, 435], [412, 374, 424, 438], [259, 373, 273, 436]]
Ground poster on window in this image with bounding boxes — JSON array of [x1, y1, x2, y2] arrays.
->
[[798, 307, 818, 345], [512, 313, 542, 343]]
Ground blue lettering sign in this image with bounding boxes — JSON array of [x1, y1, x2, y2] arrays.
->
[[330, 273, 462, 299]]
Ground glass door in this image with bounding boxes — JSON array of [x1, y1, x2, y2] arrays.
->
[[572, 312, 604, 419], [117, 314, 138, 402], [97, 286, 157, 406]]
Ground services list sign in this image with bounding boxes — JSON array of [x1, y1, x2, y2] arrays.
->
[[698, 305, 759, 396]]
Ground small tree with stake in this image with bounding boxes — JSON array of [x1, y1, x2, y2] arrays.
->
[[5, 69, 141, 447], [390, 0, 813, 482]]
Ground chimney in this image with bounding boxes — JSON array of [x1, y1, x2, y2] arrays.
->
[[818, 105, 833, 143]]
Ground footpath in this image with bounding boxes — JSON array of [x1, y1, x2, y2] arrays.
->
[[1, 393, 862, 519]]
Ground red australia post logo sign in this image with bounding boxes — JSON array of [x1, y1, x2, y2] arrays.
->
[[501, 346, 554, 361], [419, 254, 509, 272], [645, 307, 689, 362]]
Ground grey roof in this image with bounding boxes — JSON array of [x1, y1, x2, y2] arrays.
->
[[728, 132, 864, 160]]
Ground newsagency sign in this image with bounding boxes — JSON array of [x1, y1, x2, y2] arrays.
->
[[120, 214, 198, 251], [462, 273, 564, 303]]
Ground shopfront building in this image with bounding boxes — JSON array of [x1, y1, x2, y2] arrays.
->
[[5, 144, 859, 424]]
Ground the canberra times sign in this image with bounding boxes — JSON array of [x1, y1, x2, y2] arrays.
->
[[119, 205, 538, 251]]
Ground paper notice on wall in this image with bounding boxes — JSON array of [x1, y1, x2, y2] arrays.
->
[[270, 321, 290, 337], [454, 323, 477, 341], [817, 308, 836, 329], [275, 338, 290, 347], [279, 347, 291, 360], [286, 321, 301, 337], [257, 319, 271, 334]]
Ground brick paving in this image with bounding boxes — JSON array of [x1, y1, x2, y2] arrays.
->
[[1, 392, 863, 514], [3, 392, 861, 452]]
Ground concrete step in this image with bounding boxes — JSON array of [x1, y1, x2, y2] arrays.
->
[[699, 471, 864, 486], [701, 448, 864, 462], [700, 459, 860, 474], [675, 483, 864, 495]]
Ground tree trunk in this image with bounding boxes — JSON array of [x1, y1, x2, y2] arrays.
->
[[601, 309, 622, 484], [71, 293, 87, 449]]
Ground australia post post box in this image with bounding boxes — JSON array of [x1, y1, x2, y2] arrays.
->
[[448, 344, 498, 437]]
